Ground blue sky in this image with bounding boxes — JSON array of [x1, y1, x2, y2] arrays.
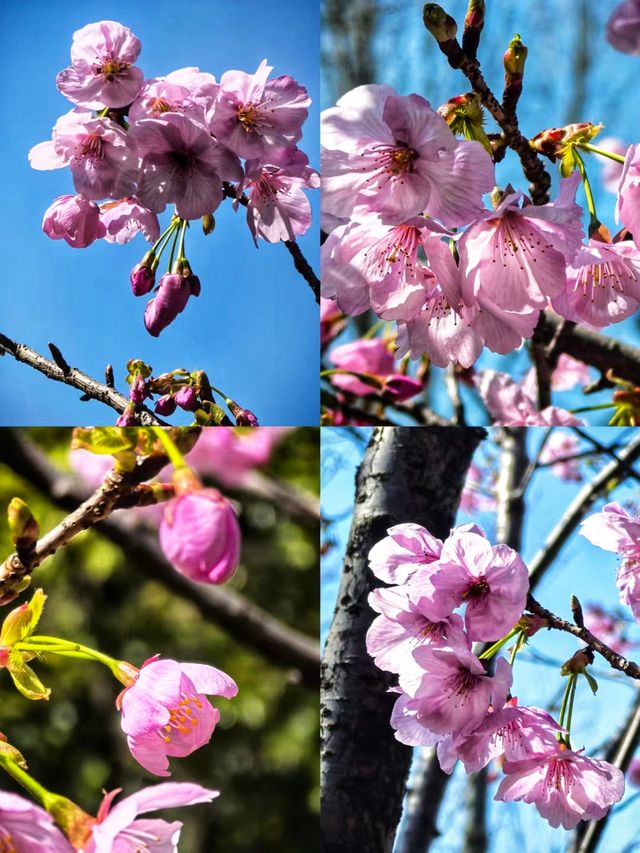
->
[[321, 0, 640, 425], [321, 426, 640, 852], [0, 0, 319, 426]]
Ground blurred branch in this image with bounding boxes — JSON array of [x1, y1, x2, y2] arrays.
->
[[527, 433, 640, 588], [572, 692, 640, 852], [495, 428, 528, 551], [536, 312, 640, 387], [237, 471, 320, 530], [396, 747, 451, 853], [322, 427, 486, 853], [526, 594, 640, 680], [321, 389, 452, 427], [0, 430, 320, 688], [0, 333, 165, 426]]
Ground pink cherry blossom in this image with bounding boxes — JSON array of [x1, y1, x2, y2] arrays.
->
[[128, 77, 210, 125], [395, 233, 540, 366], [42, 194, 106, 248], [56, 20, 144, 109], [322, 84, 494, 226], [428, 526, 529, 640], [329, 338, 394, 396], [366, 582, 468, 673], [0, 791, 72, 852], [599, 137, 628, 194], [459, 463, 497, 514], [130, 112, 242, 219], [118, 657, 237, 776], [320, 298, 345, 348], [29, 110, 135, 201], [100, 198, 160, 244], [607, 0, 640, 54], [551, 237, 640, 327], [495, 741, 624, 829], [580, 502, 640, 619], [208, 59, 310, 160], [538, 431, 583, 482], [85, 782, 218, 853], [368, 523, 443, 585], [241, 148, 319, 244], [461, 174, 584, 313], [184, 428, 290, 488], [584, 603, 634, 655], [616, 144, 640, 250], [398, 646, 512, 737], [159, 488, 241, 584], [438, 698, 562, 774], [321, 216, 446, 320], [476, 369, 586, 426]]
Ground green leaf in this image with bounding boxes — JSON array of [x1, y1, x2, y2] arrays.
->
[[0, 589, 46, 646], [559, 145, 578, 178], [8, 650, 50, 701], [71, 427, 138, 455], [583, 670, 599, 695]]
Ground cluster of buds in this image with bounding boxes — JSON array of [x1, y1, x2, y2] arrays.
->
[[117, 360, 259, 427], [438, 92, 492, 154], [530, 122, 604, 176]]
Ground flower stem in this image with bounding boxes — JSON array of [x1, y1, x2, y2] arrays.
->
[[167, 222, 182, 272], [177, 219, 189, 262], [151, 427, 187, 470], [478, 626, 519, 661], [573, 148, 599, 233], [569, 402, 617, 414], [579, 142, 626, 165], [151, 218, 180, 256], [0, 750, 54, 809], [17, 637, 120, 672]]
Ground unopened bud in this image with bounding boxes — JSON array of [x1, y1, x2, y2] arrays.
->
[[561, 648, 594, 676], [116, 403, 138, 427], [175, 385, 199, 411], [438, 92, 493, 154], [7, 499, 39, 554], [202, 214, 215, 235], [503, 33, 528, 78], [154, 394, 177, 416], [226, 399, 260, 426], [423, 4, 458, 43]]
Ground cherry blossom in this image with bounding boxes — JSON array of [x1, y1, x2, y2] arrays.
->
[[598, 137, 628, 193], [144, 272, 195, 338], [0, 790, 72, 852], [100, 198, 160, 245], [607, 0, 640, 54], [84, 782, 218, 853], [329, 338, 404, 397], [118, 657, 237, 776], [56, 20, 144, 109], [616, 144, 640, 249], [368, 523, 443, 585], [476, 370, 586, 426], [209, 60, 310, 159], [159, 489, 241, 584], [495, 741, 624, 829], [538, 431, 583, 482], [322, 84, 494, 225], [42, 194, 106, 249]]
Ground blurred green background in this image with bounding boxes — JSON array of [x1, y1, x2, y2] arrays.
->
[[0, 427, 319, 852]]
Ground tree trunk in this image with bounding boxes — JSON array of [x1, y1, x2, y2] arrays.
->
[[321, 426, 486, 853]]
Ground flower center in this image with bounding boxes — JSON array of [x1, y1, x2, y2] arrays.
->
[[544, 755, 574, 792], [149, 97, 173, 114], [99, 59, 130, 79], [574, 259, 635, 297], [119, 823, 164, 848], [462, 577, 490, 601], [237, 104, 260, 131], [388, 145, 418, 175], [159, 694, 202, 743], [80, 133, 105, 160]]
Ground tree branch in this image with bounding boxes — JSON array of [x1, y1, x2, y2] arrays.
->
[[0, 333, 166, 426], [0, 430, 320, 688], [526, 594, 640, 680]]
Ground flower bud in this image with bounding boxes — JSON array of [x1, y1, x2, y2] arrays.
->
[[382, 374, 424, 402], [226, 399, 259, 426], [144, 273, 191, 337], [503, 33, 528, 78], [423, 3, 458, 42], [202, 213, 216, 235], [116, 403, 138, 426], [7, 498, 39, 553], [130, 252, 156, 296], [175, 385, 199, 411], [438, 93, 493, 154], [154, 394, 177, 416], [159, 489, 241, 584], [42, 194, 106, 248], [128, 374, 147, 405]]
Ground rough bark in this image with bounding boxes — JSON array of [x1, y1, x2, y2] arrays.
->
[[321, 426, 485, 853]]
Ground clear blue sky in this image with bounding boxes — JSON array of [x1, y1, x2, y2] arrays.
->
[[321, 426, 640, 852], [322, 0, 640, 425], [0, 0, 319, 426]]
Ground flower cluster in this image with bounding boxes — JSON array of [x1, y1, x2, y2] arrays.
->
[[321, 77, 640, 424], [367, 521, 624, 829], [30, 20, 318, 335]]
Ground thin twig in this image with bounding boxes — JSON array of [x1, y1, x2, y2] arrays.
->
[[0, 333, 166, 426]]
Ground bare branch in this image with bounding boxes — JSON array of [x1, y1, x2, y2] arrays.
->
[[0, 333, 166, 426]]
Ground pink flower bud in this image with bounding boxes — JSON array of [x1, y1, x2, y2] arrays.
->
[[382, 374, 423, 401], [42, 194, 106, 248], [154, 394, 177, 416], [159, 489, 241, 584], [235, 408, 259, 426], [130, 262, 155, 296], [607, 0, 640, 55], [116, 404, 138, 426], [144, 273, 191, 337], [175, 386, 199, 411], [129, 374, 148, 404]]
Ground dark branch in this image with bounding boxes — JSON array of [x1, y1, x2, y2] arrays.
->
[[0, 333, 166, 426]]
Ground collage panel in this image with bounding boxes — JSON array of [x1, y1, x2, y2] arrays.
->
[[321, 425, 640, 851], [0, 426, 319, 851], [321, 0, 640, 429], [0, 1, 319, 427]]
